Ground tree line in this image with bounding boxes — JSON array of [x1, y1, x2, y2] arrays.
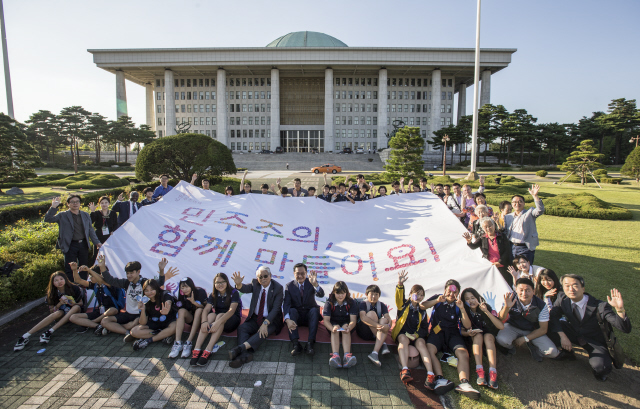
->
[[431, 98, 640, 166], [24, 106, 156, 173]]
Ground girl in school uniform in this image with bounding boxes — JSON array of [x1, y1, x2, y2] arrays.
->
[[322, 281, 357, 368], [190, 273, 242, 366], [130, 279, 178, 351], [14, 272, 84, 351], [169, 277, 209, 358], [392, 270, 433, 385], [460, 288, 505, 390], [534, 269, 561, 310]]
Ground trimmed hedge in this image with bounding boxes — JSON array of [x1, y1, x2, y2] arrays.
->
[[0, 220, 64, 312], [593, 169, 608, 176], [0, 172, 130, 189], [536, 170, 548, 177], [544, 193, 632, 220]]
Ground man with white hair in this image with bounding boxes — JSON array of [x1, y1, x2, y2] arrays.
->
[[229, 266, 284, 368]]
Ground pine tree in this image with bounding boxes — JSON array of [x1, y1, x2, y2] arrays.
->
[[560, 139, 604, 185], [383, 126, 425, 180], [0, 113, 43, 191], [621, 146, 640, 183]]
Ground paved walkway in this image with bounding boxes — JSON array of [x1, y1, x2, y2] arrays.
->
[[0, 325, 417, 409]]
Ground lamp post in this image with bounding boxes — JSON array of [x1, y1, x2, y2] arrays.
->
[[442, 134, 450, 176], [631, 135, 639, 148], [0, 0, 14, 119]]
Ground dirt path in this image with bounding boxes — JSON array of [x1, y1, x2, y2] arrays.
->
[[498, 346, 640, 408]]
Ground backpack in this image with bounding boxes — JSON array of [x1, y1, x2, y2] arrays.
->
[[331, 297, 361, 313], [364, 301, 383, 318], [596, 304, 626, 369], [103, 286, 127, 310]]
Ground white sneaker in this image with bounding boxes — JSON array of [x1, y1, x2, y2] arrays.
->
[[455, 381, 480, 400], [181, 341, 193, 358], [168, 341, 183, 358]]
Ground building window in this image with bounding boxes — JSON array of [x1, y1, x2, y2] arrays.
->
[[157, 105, 162, 113], [441, 118, 445, 126], [410, 105, 415, 113], [354, 117, 359, 125], [230, 117, 235, 125], [181, 104, 186, 113], [447, 104, 452, 113], [373, 117, 377, 125], [212, 104, 216, 112], [446, 117, 452, 125], [335, 116, 341, 125], [441, 104, 445, 113], [242, 117, 247, 125], [212, 117, 216, 125]]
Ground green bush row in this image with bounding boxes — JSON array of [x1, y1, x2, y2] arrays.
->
[[536, 170, 548, 177], [544, 193, 632, 220], [0, 172, 130, 189], [0, 221, 64, 312]]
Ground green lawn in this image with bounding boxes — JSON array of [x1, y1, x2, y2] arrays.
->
[[0, 187, 64, 206], [535, 182, 640, 362]]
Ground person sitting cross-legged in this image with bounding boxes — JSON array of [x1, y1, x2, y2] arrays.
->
[[284, 263, 325, 356], [228, 266, 284, 368], [549, 274, 631, 382], [496, 277, 560, 362], [356, 284, 392, 367]]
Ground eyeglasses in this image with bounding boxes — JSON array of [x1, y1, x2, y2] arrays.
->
[[258, 274, 270, 279], [214, 281, 226, 285]]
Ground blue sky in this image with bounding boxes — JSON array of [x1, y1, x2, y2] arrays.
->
[[1, 0, 638, 127]]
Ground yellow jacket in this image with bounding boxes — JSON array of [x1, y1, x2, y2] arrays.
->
[[391, 284, 426, 341]]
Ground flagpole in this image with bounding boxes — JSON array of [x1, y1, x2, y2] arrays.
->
[[0, 0, 14, 119], [468, 0, 481, 180]]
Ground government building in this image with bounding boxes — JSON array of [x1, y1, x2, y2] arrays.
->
[[89, 31, 516, 156]]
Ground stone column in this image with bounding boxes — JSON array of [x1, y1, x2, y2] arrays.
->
[[430, 69, 442, 137], [115, 70, 127, 118], [145, 83, 155, 131], [217, 69, 228, 146], [164, 69, 176, 136], [324, 68, 334, 152], [377, 68, 388, 149], [457, 82, 466, 123], [480, 69, 491, 107], [270, 68, 280, 150]]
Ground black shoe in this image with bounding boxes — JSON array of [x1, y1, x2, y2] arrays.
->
[[229, 352, 246, 368], [305, 341, 315, 356], [526, 341, 543, 362], [228, 346, 242, 362], [496, 343, 513, 356], [594, 371, 608, 382], [291, 341, 303, 356], [555, 350, 576, 361], [75, 325, 89, 333]]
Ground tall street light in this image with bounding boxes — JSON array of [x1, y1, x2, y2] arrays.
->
[[0, 0, 14, 119], [468, 0, 482, 181], [631, 135, 639, 148], [442, 134, 450, 176]]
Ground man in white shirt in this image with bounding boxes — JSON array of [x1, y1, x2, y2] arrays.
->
[[504, 185, 545, 265]]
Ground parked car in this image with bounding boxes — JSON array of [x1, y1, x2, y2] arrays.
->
[[275, 147, 284, 153], [342, 147, 353, 154], [311, 164, 342, 174], [355, 148, 365, 154], [257, 149, 273, 154]]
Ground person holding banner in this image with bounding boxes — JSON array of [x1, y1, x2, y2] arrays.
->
[[152, 174, 173, 199], [391, 271, 432, 384], [283, 263, 325, 356], [112, 191, 142, 227], [463, 218, 511, 285], [190, 173, 211, 190], [228, 266, 284, 368]]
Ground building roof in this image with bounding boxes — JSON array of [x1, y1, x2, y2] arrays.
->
[[266, 31, 348, 48]]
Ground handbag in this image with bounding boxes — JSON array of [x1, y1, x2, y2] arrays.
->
[[596, 304, 626, 369]]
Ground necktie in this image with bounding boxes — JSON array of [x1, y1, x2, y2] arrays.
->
[[256, 289, 266, 325], [572, 303, 582, 322], [299, 284, 304, 299], [132, 203, 137, 214]]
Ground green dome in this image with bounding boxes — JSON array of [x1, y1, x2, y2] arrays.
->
[[266, 31, 347, 48]]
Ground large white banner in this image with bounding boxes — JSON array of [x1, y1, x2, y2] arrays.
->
[[100, 181, 510, 314]]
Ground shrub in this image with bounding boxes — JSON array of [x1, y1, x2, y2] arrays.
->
[[599, 177, 622, 184], [0, 220, 63, 311], [536, 170, 548, 177], [593, 169, 608, 176], [544, 193, 632, 220]]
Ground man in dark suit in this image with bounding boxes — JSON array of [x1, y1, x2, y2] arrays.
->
[[549, 274, 631, 381], [112, 191, 142, 227], [283, 263, 324, 356], [44, 195, 101, 282], [229, 266, 284, 368]]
